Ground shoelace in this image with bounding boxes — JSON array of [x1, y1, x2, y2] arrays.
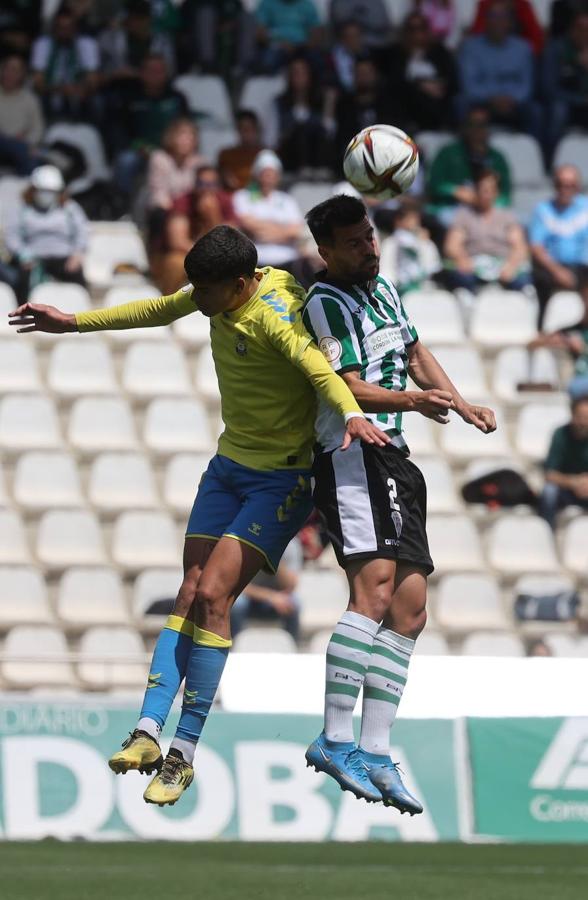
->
[[345, 751, 371, 777], [120, 731, 136, 750], [160, 755, 184, 784]]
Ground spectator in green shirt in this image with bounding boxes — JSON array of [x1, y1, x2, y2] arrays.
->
[[427, 106, 511, 227], [540, 396, 588, 528]]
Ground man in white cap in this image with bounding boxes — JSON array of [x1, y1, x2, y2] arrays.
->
[[5, 164, 88, 300], [233, 149, 305, 269]]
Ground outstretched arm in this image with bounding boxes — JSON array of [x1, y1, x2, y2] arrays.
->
[[408, 340, 496, 433], [8, 289, 197, 334]]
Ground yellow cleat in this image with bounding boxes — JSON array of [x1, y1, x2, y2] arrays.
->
[[108, 730, 163, 775], [143, 750, 194, 806]]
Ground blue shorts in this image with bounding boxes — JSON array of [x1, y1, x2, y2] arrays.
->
[[186, 454, 313, 572]]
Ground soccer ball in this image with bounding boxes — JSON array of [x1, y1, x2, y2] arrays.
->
[[343, 124, 419, 200]]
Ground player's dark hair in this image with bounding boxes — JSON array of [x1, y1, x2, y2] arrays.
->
[[184, 225, 257, 283], [306, 194, 368, 245]]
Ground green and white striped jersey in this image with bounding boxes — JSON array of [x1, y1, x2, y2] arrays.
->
[[302, 273, 418, 453]]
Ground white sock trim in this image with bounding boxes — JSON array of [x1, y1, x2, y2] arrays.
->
[[137, 717, 161, 742], [339, 609, 380, 638], [377, 627, 415, 654], [170, 736, 197, 765]]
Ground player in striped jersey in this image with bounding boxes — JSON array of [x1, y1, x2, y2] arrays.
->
[[303, 195, 496, 813]]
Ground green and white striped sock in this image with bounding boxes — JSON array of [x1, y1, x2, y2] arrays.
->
[[359, 628, 414, 757], [324, 610, 380, 743]]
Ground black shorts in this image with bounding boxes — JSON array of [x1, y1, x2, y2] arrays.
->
[[312, 442, 434, 575]]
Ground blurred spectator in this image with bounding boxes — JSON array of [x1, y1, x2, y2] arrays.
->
[[30, 5, 100, 123], [255, 0, 322, 73], [527, 638, 553, 657], [542, 10, 588, 160], [98, 0, 177, 83], [471, 0, 544, 54], [427, 106, 511, 225], [443, 169, 530, 292], [218, 109, 265, 191], [230, 537, 303, 642], [151, 164, 236, 294], [329, 0, 391, 50], [530, 265, 588, 401], [457, 0, 541, 141], [539, 396, 588, 528], [529, 165, 588, 322], [147, 118, 207, 242], [413, 0, 457, 46], [110, 53, 188, 200], [324, 19, 367, 91], [234, 149, 305, 268], [0, 1, 42, 56], [179, 0, 255, 77], [273, 56, 336, 175], [4, 165, 88, 301], [0, 55, 45, 175], [335, 57, 403, 160], [550, 0, 588, 37], [387, 11, 458, 133], [379, 198, 441, 295]]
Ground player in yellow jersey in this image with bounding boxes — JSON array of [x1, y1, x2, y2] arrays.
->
[[9, 225, 388, 806]]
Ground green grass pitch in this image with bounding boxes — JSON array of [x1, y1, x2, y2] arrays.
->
[[2, 842, 586, 900]]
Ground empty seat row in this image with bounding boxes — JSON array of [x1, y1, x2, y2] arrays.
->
[[0, 396, 219, 455]]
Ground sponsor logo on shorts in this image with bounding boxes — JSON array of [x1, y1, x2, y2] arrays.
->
[[248, 522, 262, 536], [319, 336, 342, 363], [387, 478, 403, 538]]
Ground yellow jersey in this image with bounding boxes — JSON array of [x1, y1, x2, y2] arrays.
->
[[76, 267, 362, 470]]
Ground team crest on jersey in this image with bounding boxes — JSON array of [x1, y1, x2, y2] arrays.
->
[[235, 337, 247, 356], [319, 336, 342, 363]]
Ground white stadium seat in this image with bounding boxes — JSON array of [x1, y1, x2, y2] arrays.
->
[[133, 568, 182, 632], [2, 625, 76, 687], [307, 629, 333, 655], [88, 453, 159, 512], [0, 511, 30, 564], [490, 134, 544, 186], [410, 456, 461, 513], [0, 176, 27, 233], [0, 567, 53, 627], [68, 397, 138, 453], [13, 451, 84, 511], [57, 567, 129, 626], [429, 345, 489, 402], [233, 628, 298, 653], [486, 514, 560, 576], [36, 510, 107, 569], [173, 75, 233, 129], [0, 462, 7, 507], [0, 340, 42, 391], [439, 407, 511, 462], [427, 515, 485, 574], [47, 340, 117, 396], [30, 282, 91, 315], [143, 398, 214, 455], [78, 627, 146, 688], [194, 344, 220, 404], [469, 291, 538, 348], [122, 341, 191, 399], [492, 347, 560, 405], [561, 518, 588, 577], [163, 452, 210, 515], [85, 223, 149, 288], [44, 122, 110, 194], [414, 131, 453, 163], [173, 308, 210, 349], [0, 283, 18, 336], [413, 631, 451, 655], [543, 633, 579, 657], [402, 290, 466, 344], [435, 574, 509, 633], [460, 631, 525, 657], [112, 511, 181, 571], [514, 401, 569, 462], [402, 411, 437, 455], [0, 394, 62, 452], [290, 182, 334, 216], [239, 76, 286, 145], [543, 291, 585, 333], [554, 134, 588, 172], [199, 126, 239, 163], [298, 569, 348, 631]]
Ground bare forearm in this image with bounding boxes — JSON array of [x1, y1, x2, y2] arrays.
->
[[408, 343, 467, 411], [343, 377, 417, 413], [531, 243, 559, 276], [546, 470, 579, 491]]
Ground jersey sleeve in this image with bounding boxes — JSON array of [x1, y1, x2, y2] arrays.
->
[[399, 297, 419, 346], [262, 303, 362, 418], [302, 295, 362, 373], [75, 286, 197, 332]]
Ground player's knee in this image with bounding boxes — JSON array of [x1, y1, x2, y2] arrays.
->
[[194, 583, 230, 629], [410, 606, 427, 641], [173, 576, 199, 618], [350, 580, 393, 622]]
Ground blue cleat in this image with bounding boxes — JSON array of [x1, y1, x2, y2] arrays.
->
[[305, 733, 382, 803], [358, 750, 423, 816]]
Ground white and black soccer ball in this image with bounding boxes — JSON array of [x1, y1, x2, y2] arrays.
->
[[342, 124, 419, 200]]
